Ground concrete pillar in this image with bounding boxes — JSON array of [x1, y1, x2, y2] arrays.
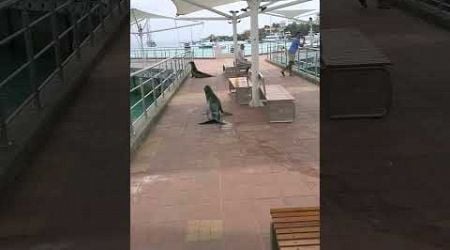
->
[[248, 0, 263, 107]]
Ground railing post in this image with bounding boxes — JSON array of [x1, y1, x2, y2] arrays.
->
[[87, 4, 95, 46], [71, 9, 81, 59], [151, 79, 157, 107], [51, 0, 64, 81], [22, 10, 42, 109], [314, 50, 319, 77], [138, 77, 147, 119], [0, 93, 13, 149], [305, 49, 309, 73], [100, 2, 106, 32]]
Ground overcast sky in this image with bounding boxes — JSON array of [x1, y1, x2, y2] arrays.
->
[[131, 0, 319, 46]]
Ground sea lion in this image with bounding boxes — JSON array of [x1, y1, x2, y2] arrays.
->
[[189, 61, 214, 78], [198, 85, 232, 125]]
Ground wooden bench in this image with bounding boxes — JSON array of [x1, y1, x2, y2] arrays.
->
[[223, 60, 251, 78], [257, 73, 295, 123], [227, 76, 252, 105], [270, 207, 320, 250]]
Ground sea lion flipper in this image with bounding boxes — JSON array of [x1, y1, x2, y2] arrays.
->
[[198, 120, 224, 125]]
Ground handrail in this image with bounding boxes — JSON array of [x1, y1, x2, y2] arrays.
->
[[130, 52, 186, 77], [0, 0, 21, 10], [130, 51, 192, 126], [266, 40, 320, 79], [1, 0, 127, 147]]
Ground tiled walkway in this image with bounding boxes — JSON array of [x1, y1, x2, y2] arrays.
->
[[131, 58, 319, 250], [0, 25, 130, 249]]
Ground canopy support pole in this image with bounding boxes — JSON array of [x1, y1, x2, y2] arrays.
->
[[248, 0, 263, 107], [231, 11, 238, 61]]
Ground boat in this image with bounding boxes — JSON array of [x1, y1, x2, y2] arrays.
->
[[262, 34, 283, 42], [304, 33, 320, 48], [183, 42, 191, 49], [198, 41, 214, 48], [146, 39, 157, 47]]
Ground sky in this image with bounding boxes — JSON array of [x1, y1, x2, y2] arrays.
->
[[131, 0, 320, 46]]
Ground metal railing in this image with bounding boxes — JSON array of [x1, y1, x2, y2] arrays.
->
[[418, 0, 450, 12], [0, 0, 126, 148], [129, 42, 282, 60], [130, 51, 192, 131], [266, 40, 320, 80]]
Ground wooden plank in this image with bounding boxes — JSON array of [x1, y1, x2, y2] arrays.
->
[[271, 211, 319, 218], [228, 77, 250, 88], [276, 226, 320, 234], [278, 238, 320, 247], [280, 246, 320, 250], [264, 85, 294, 101], [273, 215, 319, 224], [276, 232, 320, 241], [270, 207, 319, 214], [322, 28, 391, 67], [273, 221, 320, 229]]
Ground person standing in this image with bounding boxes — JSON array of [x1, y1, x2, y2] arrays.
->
[[281, 32, 304, 77]]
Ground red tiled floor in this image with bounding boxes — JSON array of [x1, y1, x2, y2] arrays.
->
[[131, 57, 319, 249]]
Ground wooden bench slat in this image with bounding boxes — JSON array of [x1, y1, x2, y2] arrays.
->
[[270, 207, 319, 214], [271, 211, 320, 218], [264, 85, 294, 101], [278, 238, 320, 247], [280, 246, 320, 250], [273, 221, 320, 229], [276, 226, 320, 234], [273, 215, 320, 223], [276, 232, 320, 241]]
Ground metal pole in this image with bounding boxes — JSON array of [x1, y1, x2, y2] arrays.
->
[[138, 77, 147, 118], [231, 11, 238, 62], [22, 10, 42, 109], [249, 0, 262, 107], [314, 50, 318, 77], [0, 93, 12, 149], [51, 0, 63, 81], [152, 79, 157, 106], [88, 6, 95, 46], [71, 10, 80, 59], [309, 17, 313, 47]]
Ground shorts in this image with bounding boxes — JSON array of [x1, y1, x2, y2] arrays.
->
[[288, 53, 295, 63]]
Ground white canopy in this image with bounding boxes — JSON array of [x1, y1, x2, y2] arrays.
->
[[170, 0, 313, 107], [270, 9, 314, 18], [172, 0, 241, 16], [130, 8, 173, 25]]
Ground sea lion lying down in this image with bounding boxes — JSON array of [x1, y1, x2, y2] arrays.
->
[[199, 85, 232, 125], [189, 61, 214, 78]]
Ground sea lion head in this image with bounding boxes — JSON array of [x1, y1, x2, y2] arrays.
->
[[204, 85, 214, 97]]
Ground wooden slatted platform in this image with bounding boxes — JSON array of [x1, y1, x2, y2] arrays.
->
[[227, 77, 252, 104], [260, 84, 295, 123], [223, 63, 250, 78], [270, 207, 320, 250]]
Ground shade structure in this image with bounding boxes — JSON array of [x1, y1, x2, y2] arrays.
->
[[172, 0, 242, 16], [170, 0, 313, 106], [270, 8, 315, 18], [130, 8, 173, 25]]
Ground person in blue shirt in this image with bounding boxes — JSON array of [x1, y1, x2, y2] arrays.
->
[[281, 32, 304, 77]]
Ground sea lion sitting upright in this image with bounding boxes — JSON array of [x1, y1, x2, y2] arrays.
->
[[189, 61, 214, 78], [199, 85, 232, 125]]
